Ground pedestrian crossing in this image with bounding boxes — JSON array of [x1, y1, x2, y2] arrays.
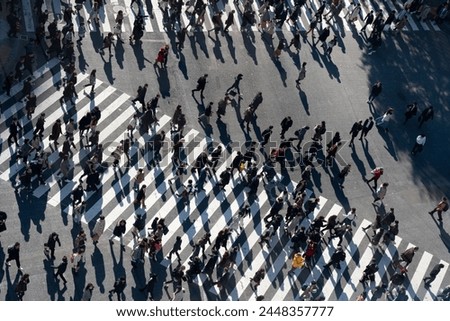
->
[[20, 0, 440, 36], [1, 61, 449, 301]]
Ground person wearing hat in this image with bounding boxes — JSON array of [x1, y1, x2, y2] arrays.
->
[[53, 256, 68, 285]]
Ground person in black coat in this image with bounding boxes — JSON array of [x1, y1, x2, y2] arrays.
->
[[50, 119, 63, 149], [323, 246, 346, 269], [217, 168, 231, 190], [359, 117, 374, 140], [418, 105, 434, 128], [53, 256, 68, 284], [348, 120, 363, 147], [280, 116, 294, 139], [403, 102, 418, 124], [6, 242, 23, 271], [44, 232, 61, 260], [202, 250, 219, 279], [367, 81, 382, 104], [16, 273, 30, 301], [109, 220, 126, 250], [0, 211, 7, 236], [192, 74, 208, 99], [140, 273, 158, 300], [7, 117, 23, 146], [314, 26, 330, 47], [167, 235, 183, 262], [109, 276, 127, 301], [260, 125, 273, 146]]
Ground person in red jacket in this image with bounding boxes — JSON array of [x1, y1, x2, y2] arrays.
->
[[365, 167, 384, 188]]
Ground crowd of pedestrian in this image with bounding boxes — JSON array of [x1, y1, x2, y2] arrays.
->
[[0, 0, 448, 302]]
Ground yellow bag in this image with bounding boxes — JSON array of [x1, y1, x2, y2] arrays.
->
[[292, 253, 305, 269]]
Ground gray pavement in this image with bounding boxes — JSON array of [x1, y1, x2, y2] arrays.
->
[[1, 0, 450, 301]]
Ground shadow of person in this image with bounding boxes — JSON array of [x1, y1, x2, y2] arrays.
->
[[91, 244, 106, 293], [298, 89, 310, 115], [154, 66, 171, 98], [114, 38, 125, 69], [224, 33, 238, 64], [177, 52, 189, 79]]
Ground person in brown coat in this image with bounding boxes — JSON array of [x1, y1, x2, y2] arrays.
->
[[429, 197, 448, 222]]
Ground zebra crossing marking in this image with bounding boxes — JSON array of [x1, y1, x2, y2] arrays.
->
[[270, 203, 343, 301], [2, 65, 449, 301], [45, 92, 135, 204], [406, 248, 432, 300]]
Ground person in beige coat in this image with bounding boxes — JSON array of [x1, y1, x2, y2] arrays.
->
[[91, 216, 105, 245]]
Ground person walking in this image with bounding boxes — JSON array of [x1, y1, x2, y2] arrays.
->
[[260, 126, 274, 146], [166, 235, 182, 262], [404, 102, 418, 124], [373, 182, 389, 204], [109, 276, 127, 301], [81, 283, 95, 301], [99, 32, 114, 57], [314, 26, 330, 47], [131, 83, 148, 110], [338, 164, 351, 188], [418, 105, 434, 128], [280, 116, 293, 139], [295, 62, 307, 90], [140, 273, 158, 300], [134, 185, 147, 208], [224, 10, 235, 33], [44, 232, 61, 260], [411, 134, 426, 156], [367, 81, 382, 104], [84, 69, 96, 95], [207, 11, 224, 38], [53, 256, 68, 285], [429, 197, 448, 222], [349, 120, 363, 147], [15, 273, 30, 301], [375, 108, 394, 132], [397, 246, 419, 268], [109, 219, 126, 250], [0, 211, 7, 239], [250, 268, 266, 291], [7, 117, 23, 147], [360, 10, 375, 33], [6, 242, 23, 271], [325, 35, 338, 56], [360, 259, 379, 285], [192, 74, 208, 99], [365, 166, 384, 188], [217, 167, 232, 190], [91, 215, 105, 245], [323, 246, 346, 270], [225, 73, 243, 98], [50, 119, 63, 149], [359, 117, 374, 140], [423, 263, 446, 287]]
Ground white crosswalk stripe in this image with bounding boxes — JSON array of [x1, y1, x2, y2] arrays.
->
[[1, 65, 449, 301]]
